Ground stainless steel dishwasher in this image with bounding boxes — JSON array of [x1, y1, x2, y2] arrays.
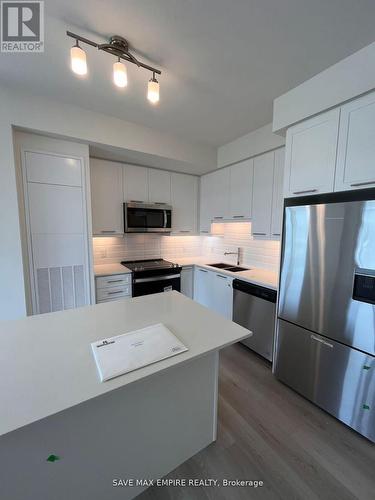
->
[[232, 279, 277, 361]]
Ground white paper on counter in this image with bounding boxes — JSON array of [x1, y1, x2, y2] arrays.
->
[[91, 323, 188, 382]]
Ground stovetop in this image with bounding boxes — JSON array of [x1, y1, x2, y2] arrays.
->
[[121, 259, 180, 272]]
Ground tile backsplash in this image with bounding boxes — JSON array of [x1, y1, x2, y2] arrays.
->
[[93, 222, 281, 271]]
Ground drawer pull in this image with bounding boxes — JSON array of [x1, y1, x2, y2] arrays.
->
[[253, 232, 267, 236], [129, 200, 144, 203], [108, 290, 125, 295], [100, 230, 116, 234], [213, 216, 224, 219], [293, 189, 318, 195], [233, 215, 244, 218], [311, 334, 333, 348], [107, 279, 125, 283], [201, 230, 209, 233], [272, 232, 281, 236], [216, 274, 227, 279], [179, 230, 191, 233], [199, 269, 208, 273], [350, 181, 375, 187]]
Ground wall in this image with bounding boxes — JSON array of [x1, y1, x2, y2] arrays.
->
[[0, 85, 216, 320], [93, 222, 280, 273], [217, 123, 285, 168], [273, 41, 375, 132]]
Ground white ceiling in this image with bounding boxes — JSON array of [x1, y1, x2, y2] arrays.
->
[[1, 0, 375, 147]]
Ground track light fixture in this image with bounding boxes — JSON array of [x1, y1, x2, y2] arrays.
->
[[67, 31, 161, 103]]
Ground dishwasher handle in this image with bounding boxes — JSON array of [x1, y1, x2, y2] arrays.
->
[[233, 279, 277, 303]]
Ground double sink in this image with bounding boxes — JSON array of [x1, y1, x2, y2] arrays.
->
[[207, 262, 250, 273]]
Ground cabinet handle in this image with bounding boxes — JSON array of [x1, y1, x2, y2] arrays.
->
[[253, 232, 267, 236], [101, 230, 116, 234], [108, 290, 125, 295], [213, 216, 224, 219], [292, 189, 318, 195], [216, 274, 227, 279], [272, 233, 281, 236], [199, 269, 208, 273], [350, 181, 375, 187], [107, 279, 125, 284], [179, 230, 191, 233], [155, 202, 166, 205], [232, 215, 244, 219], [129, 200, 144, 203], [200, 230, 209, 233]]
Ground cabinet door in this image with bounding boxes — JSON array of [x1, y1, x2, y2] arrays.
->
[[252, 151, 274, 237], [229, 159, 253, 220], [148, 169, 171, 204], [123, 164, 149, 202], [209, 168, 230, 221], [335, 92, 375, 191], [171, 173, 198, 234], [193, 267, 212, 307], [211, 273, 233, 319], [181, 267, 194, 298], [90, 158, 123, 236], [270, 148, 285, 238], [199, 175, 212, 234], [284, 108, 339, 197]]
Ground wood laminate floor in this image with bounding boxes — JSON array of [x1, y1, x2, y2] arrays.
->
[[138, 343, 375, 500]]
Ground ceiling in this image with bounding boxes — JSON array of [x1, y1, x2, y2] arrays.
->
[[1, 0, 375, 147]]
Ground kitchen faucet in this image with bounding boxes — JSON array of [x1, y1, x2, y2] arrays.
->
[[224, 247, 243, 266]]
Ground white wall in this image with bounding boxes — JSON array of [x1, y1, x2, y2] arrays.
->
[[217, 123, 285, 168], [0, 85, 216, 320], [273, 41, 375, 132]]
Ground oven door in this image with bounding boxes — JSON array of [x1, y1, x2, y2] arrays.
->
[[124, 203, 172, 233], [133, 274, 181, 297]]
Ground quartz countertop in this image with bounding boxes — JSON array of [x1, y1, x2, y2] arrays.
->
[[0, 291, 250, 437], [173, 257, 279, 290], [94, 263, 131, 276]]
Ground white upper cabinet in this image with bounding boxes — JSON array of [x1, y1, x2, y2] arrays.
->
[[284, 108, 340, 197], [335, 92, 375, 191], [148, 169, 171, 204], [199, 174, 212, 234], [208, 167, 230, 221], [271, 148, 285, 237], [171, 173, 198, 234], [123, 164, 149, 203], [229, 159, 253, 220], [252, 151, 275, 237], [90, 158, 123, 236]]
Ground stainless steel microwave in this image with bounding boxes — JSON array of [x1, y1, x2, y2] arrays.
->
[[124, 202, 172, 233]]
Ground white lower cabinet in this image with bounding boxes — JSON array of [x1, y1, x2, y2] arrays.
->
[[193, 267, 212, 307], [180, 266, 194, 298], [95, 273, 132, 303], [193, 267, 233, 320], [211, 272, 233, 320]]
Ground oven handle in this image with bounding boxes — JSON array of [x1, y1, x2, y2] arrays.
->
[[134, 274, 180, 284]]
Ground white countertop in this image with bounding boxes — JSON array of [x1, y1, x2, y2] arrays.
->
[[175, 257, 279, 290], [94, 263, 131, 276], [94, 257, 278, 290], [0, 291, 250, 437]]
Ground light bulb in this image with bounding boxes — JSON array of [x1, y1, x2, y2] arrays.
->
[[147, 77, 160, 104], [113, 60, 127, 88], [70, 44, 87, 76]]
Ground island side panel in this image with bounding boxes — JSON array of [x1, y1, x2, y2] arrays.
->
[[0, 351, 219, 500]]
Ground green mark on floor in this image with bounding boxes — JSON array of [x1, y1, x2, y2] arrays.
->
[[46, 454, 60, 462]]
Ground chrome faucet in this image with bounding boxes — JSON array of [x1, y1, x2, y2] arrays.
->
[[224, 247, 243, 266]]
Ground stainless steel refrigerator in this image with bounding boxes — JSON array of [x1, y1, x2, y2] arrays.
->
[[274, 188, 375, 443]]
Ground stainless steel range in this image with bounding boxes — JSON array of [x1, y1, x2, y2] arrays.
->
[[121, 259, 181, 297], [274, 188, 375, 443]]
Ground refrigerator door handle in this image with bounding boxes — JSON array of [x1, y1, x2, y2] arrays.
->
[[311, 334, 333, 348]]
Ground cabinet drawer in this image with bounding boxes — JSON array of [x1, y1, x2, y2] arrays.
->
[[97, 296, 131, 304], [96, 274, 131, 289], [96, 285, 131, 301]]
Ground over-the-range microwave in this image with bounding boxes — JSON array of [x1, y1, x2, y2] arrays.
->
[[124, 202, 172, 233]]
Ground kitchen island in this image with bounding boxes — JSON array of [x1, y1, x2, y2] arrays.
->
[[0, 291, 250, 500]]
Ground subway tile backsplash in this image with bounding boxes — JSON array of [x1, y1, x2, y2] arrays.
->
[[93, 222, 281, 271]]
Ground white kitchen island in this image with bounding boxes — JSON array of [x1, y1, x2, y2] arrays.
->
[[0, 291, 250, 500]]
